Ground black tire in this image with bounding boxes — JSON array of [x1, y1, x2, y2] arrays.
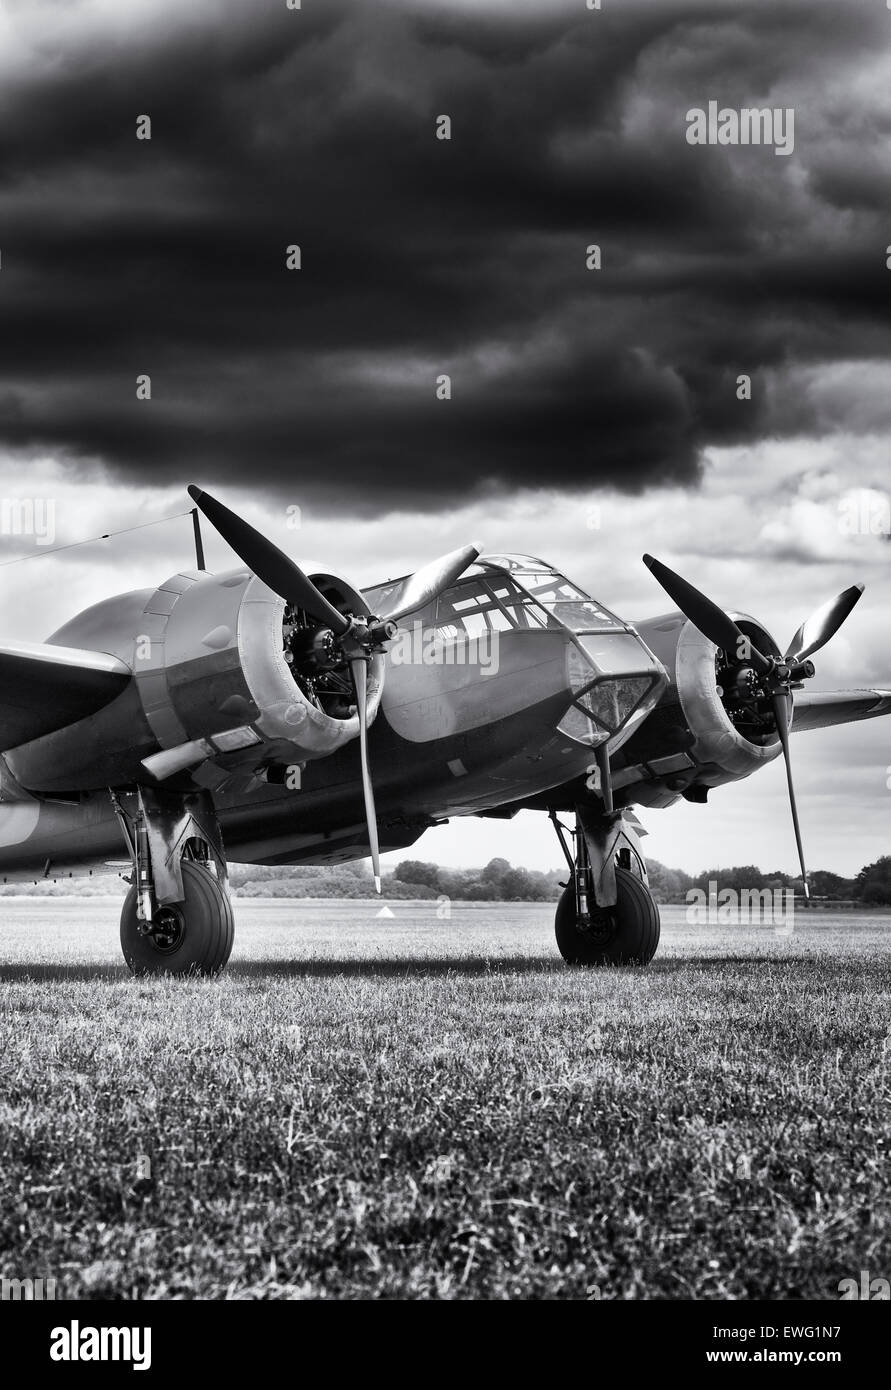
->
[[555, 866, 660, 966], [120, 860, 234, 977]]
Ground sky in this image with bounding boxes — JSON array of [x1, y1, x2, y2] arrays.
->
[[0, 0, 888, 877]]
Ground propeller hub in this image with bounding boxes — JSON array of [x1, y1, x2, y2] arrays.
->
[[287, 625, 341, 674], [368, 618, 399, 648], [719, 663, 758, 702]]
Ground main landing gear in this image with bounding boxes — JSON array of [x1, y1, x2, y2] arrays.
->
[[548, 772, 661, 966], [110, 787, 234, 976]]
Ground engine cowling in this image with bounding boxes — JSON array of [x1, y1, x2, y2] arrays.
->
[[6, 568, 384, 794], [614, 610, 785, 808]]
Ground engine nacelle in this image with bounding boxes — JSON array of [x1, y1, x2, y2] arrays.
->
[[614, 610, 785, 808], [6, 568, 384, 794]]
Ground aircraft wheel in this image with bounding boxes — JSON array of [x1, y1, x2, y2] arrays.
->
[[120, 860, 234, 976], [555, 866, 660, 966]]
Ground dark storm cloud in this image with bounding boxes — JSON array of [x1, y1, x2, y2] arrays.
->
[[0, 0, 889, 509]]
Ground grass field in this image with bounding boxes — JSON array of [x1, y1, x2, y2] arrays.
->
[[0, 899, 889, 1300]]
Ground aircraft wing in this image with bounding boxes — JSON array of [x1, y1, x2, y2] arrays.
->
[[791, 688, 891, 733], [0, 639, 131, 750]]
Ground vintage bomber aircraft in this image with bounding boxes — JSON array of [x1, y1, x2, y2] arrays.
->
[[0, 485, 887, 974]]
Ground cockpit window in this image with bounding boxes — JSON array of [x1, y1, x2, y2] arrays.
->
[[485, 582, 552, 630], [431, 576, 553, 635], [508, 571, 624, 631], [365, 561, 628, 636], [513, 571, 587, 603], [480, 554, 549, 573]]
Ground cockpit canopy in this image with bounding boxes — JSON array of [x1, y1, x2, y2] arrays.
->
[[366, 554, 630, 640], [365, 556, 666, 748]]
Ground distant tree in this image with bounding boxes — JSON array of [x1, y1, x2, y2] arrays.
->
[[500, 867, 534, 900], [436, 869, 470, 900], [807, 870, 855, 900], [693, 865, 768, 895], [393, 860, 442, 890], [854, 857, 891, 905], [380, 876, 438, 900], [647, 860, 694, 903], [481, 857, 512, 884], [462, 880, 501, 901]]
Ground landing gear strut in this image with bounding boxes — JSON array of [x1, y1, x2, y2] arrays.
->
[[110, 787, 234, 976], [549, 805, 661, 966]]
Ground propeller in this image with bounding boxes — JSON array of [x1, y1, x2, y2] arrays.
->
[[770, 692, 808, 897], [784, 584, 864, 663], [643, 554, 865, 898], [189, 485, 479, 893], [348, 656, 381, 893], [188, 485, 351, 635], [642, 555, 773, 675], [379, 545, 481, 625]]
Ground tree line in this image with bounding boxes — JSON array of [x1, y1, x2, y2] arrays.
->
[[2, 854, 889, 904], [229, 854, 891, 905]]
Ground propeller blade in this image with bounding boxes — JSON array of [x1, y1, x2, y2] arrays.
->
[[348, 657, 382, 894], [771, 692, 809, 899], [187, 485, 351, 636], [378, 545, 481, 625], [642, 554, 772, 675], [785, 584, 864, 663]]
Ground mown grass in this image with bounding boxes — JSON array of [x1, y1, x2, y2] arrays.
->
[[0, 901, 889, 1300]]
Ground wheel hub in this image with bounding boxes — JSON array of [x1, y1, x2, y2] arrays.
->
[[578, 902, 616, 945], [145, 905, 185, 952]]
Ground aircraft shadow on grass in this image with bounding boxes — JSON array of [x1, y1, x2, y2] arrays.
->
[[0, 952, 846, 983]]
